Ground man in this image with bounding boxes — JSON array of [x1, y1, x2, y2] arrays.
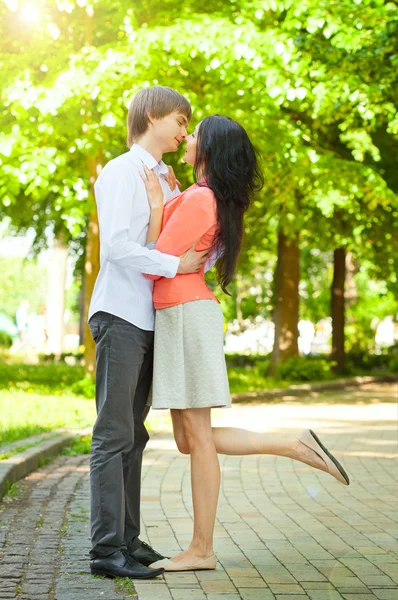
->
[[88, 86, 207, 579]]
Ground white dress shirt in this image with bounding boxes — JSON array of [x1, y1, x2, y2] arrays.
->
[[88, 144, 180, 331]]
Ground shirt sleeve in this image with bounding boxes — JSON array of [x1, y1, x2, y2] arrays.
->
[[204, 247, 221, 272], [144, 188, 217, 280], [95, 161, 179, 278]]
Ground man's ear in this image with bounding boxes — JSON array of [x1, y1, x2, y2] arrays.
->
[[146, 111, 154, 125]]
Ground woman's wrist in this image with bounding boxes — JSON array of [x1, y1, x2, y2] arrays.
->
[[150, 205, 164, 214]]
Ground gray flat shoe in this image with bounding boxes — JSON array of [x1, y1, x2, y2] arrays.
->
[[149, 555, 216, 571], [299, 429, 350, 485]]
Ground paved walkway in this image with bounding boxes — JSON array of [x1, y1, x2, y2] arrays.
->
[[0, 383, 397, 600]]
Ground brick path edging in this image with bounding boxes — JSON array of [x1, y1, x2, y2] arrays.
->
[[231, 374, 398, 403], [0, 433, 75, 501]]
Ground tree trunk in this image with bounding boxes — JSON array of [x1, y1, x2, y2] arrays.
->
[[84, 156, 100, 377], [78, 279, 85, 346], [46, 236, 68, 357], [271, 231, 300, 373], [331, 247, 346, 373]]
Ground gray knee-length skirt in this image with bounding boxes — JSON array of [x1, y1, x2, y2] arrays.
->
[[150, 299, 231, 410]]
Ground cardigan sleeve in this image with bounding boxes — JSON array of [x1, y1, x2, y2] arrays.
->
[[144, 188, 217, 280]]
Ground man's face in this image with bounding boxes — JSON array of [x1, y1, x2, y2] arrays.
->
[[149, 111, 189, 153]]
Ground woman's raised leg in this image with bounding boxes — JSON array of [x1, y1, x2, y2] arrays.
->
[[170, 410, 327, 473]]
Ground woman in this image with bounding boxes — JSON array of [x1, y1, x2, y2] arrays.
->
[[139, 115, 349, 572]]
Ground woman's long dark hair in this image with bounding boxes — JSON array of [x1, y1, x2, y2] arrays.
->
[[194, 115, 263, 294]]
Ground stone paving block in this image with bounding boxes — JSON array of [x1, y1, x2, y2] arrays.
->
[[268, 583, 307, 594], [170, 590, 207, 599], [341, 596, 376, 600], [306, 591, 344, 600], [225, 567, 260, 578], [282, 563, 327, 582], [257, 566, 297, 584], [371, 591, 398, 599], [301, 582, 335, 591], [238, 590, 276, 600], [205, 595, 244, 600], [134, 582, 172, 599], [337, 587, 373, 595], [275, 596, 309, 600], [360, 575, 396, 586], [195, 569, 231, 581], [366, 555, 398, 566], [378, 564, 398, 583], [200, 579, 238, 593], [229, 577, 267, 588], [164, 572, 198, 585]]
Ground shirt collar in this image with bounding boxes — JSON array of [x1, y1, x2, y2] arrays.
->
[[130, 144, 169, 176]]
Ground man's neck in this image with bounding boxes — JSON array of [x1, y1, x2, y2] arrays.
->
[[135, 135, 163, 163]]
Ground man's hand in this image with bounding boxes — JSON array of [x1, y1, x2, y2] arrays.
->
[[177, 244, 210, 274], [164, 165, 181, 191]]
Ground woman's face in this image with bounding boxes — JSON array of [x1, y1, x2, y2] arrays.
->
[[182, 122, 200, 166]]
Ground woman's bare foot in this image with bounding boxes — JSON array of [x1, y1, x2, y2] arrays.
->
[[291, 436, 329, 473]]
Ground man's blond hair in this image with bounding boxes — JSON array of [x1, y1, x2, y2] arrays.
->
[[127, 86, 192, 147]]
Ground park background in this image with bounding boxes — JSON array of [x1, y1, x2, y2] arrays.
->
[[0, 0, 397, 449]]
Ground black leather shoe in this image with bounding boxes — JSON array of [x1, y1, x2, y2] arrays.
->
[[128, 540, 169, 567], [90, 549, 164, 579]]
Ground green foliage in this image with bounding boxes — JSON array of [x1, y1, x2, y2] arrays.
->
[[387, 343, 398, 373], [0, 362, 85, 394], [0, 0, 397, 366], [62, 434, 92, 456], [276, 356, 336, 381], [0, 331, 13, 348], [344, 348, 396, 375], [71, 377, 95, 399], [346, 263, 398, 353], [225, 353, 267, 368], [0, 256, 47, 321]]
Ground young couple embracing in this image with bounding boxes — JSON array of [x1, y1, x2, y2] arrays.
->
[[88, 86, 350, 580]]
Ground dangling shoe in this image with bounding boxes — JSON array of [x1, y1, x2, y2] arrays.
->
[[299, 429, 350, 485]]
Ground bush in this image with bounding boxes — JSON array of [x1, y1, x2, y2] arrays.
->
[[225, 352, 262, 368], [276, 355, 335, 382], [60, 347, 84, 364], [38, 352, 56, 364], [386, 343, 398, 373], [344, 345, 398, 375], [0, 331, 13, 348], [71, 377, 95, 399]]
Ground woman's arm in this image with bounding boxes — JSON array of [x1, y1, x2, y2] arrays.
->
[[139, 164, 165, 246], [146, 206, 164, 246]]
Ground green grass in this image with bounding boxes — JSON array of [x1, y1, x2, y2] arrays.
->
[[0, 363, 85, 395], [114, 578, 137, 597], [228, 365, 294, 393], [62, 434, 92, 456], [0, 389, 96, 446]]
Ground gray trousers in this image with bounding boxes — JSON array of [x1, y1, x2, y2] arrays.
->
[[88, 311, 153, 558]]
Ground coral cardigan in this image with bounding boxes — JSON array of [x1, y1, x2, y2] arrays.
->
[[144, 183, 220, 309]]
